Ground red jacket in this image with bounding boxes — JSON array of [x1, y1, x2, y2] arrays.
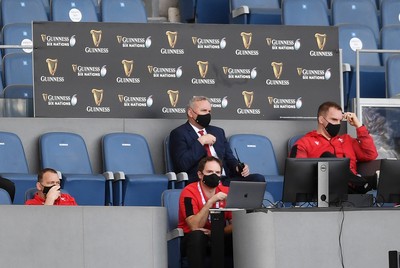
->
[[25, 192, 78, 206], [293, 125, 378, 174]]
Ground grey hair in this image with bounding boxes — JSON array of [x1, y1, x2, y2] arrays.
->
[[186, 96, 211, 112]]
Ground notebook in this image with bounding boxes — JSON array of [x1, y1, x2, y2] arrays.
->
[[224, 181, 267, 209]]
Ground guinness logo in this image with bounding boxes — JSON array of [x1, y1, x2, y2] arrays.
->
[[166, 31, 178, 48], [192, 37, 197, 45], [266, 38, 272, 46], [167, 89, 179, 107], [122, 59, 134, 77], [118, 94, 124, 103], [242, 91, 254, 108], [117, 35, 123, 43], [46, 58, 58, 76], [297, 68, 302, 76], [90, 29, 102, 47], [91, 88, 104, 106], [240, 32, 252, 49], [72, 64, 78, 72], [271, 62, 283, 79], [222, 67, 228, 75], [268, 96, 274, 105], [197, 61, 209, 78], [42, 93, 48, 102], [315, 33, 327, 50], [41, 34, 47, 42]]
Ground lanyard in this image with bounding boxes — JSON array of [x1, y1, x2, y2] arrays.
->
[[197, 182, 219, 222]]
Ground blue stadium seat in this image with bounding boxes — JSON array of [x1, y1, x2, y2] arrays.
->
[[332, 0, 380, 44], [1, 0, 48, 26], [101, 0, 147, 23], [230, 0, 281, 25], [39, 132, 113, 206], [381, 25, 400, 64], [51, 0, 99, 22], [287, 134, 304, 157], [0, 188, 12, 205], [386, 55, 400, 98], [3, 85, 33, 99], [102, 133, 170, 206], [338, 24, 385, 111], [179, 0, 195, 22], [228, 134, 284, 202], [2, 52, 33, 86], [3, 85, 33, 117], [0, 131, 37, 204], [196, 0, 230, 23], [162, 189, 185, 268], [2, 23, 33, 56], [381, 0, 400, 28], [163, 135, 188, 189], [282, 0, 330, 26]]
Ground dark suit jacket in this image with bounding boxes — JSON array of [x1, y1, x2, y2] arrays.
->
[[169, 121, 239, 182]]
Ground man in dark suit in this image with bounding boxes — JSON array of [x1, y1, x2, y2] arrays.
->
[[169, 96, 265, 185]]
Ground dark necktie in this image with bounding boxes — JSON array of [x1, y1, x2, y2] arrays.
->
[[198, 130, 212, 156]]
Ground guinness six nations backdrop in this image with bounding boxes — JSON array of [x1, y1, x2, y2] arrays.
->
[[33, 22, 340, 119]]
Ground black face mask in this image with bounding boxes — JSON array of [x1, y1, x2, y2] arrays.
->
[[325, 122, 341, 138], [41, 184, 59, 195], [202, 173, 220, 188], [195, 113, 211, 128]]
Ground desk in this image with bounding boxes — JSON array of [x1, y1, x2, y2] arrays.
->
[[233, 207, 400, 268]]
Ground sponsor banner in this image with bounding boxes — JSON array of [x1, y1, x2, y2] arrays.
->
[[33, 22, 340, 120]]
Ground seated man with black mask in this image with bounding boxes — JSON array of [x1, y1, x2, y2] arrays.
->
[[290, 101, 378, 193]]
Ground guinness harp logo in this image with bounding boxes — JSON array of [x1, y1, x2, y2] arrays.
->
[[167, 90, 179, 107], [266, 38, 272, 46], [222, 66, 228, 75], [90, 29, 102, 47], [42, 93, 48, 102], [166, 31, 178, 48], [72, 64, 78, 72], [116, 35, 123, 44], [315, 33, 327, 50], [46, 58, 58, 76], [122, 60, 134, 77], [240, 32, 252, 49], [268, 96, 274, 105], [192, 37, 197, 45], [297, 68, 303, 76], [271, 62, 283, 79], [242, 91, 254, 108], [41, 34, 47, 42], [118, 95, 124, 103], [197, 61, 209, 78], [147, 65, 153, 73], [92, 89, 104, 106]]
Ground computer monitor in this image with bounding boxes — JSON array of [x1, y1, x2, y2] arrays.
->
[[376, 159, 400, 204], [282, 157, 351, 205]]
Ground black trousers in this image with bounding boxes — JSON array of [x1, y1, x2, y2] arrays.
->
[[181, 230, 233, 268], [0, 177, 15, 203]]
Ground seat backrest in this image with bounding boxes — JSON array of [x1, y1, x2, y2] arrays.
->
[[3, 85, 33, 99], [101, 0, 147, 23], [380, 25, 400, 64], [287, 134, 304, 156], [338, 24, 381, 67], [386, 54, 400, 98], [196, 0, 230, 23], [102, 133, 156, 174], [229, 134, 279, 176], [0, 131, 30, 173], [1, 0, 48, 26], [3, 52, 33, 86], [0, 188, 12, 205], [39, 132, 93, 174], [161, 189, 182, 231], [51, 0, 99, 22], [231, 0, 280, 9], [381, 0, 400, 28], [332, 0, 380, 43], [282, 0, 330, 26], [2, 23, 33, 55]]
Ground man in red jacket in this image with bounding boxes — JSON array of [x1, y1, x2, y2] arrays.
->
[[291, 101, 378, 193], [25, 168, 77, 206]]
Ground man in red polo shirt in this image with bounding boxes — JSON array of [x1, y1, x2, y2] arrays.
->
[[178, 156, 232, 268], [25, 168, 77, 206]]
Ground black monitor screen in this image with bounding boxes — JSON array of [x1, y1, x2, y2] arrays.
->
[[376, 159, 400, 204], [282, 158, 351, 204]]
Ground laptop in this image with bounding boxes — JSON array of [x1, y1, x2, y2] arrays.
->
[[224, 181, 267, 210]]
